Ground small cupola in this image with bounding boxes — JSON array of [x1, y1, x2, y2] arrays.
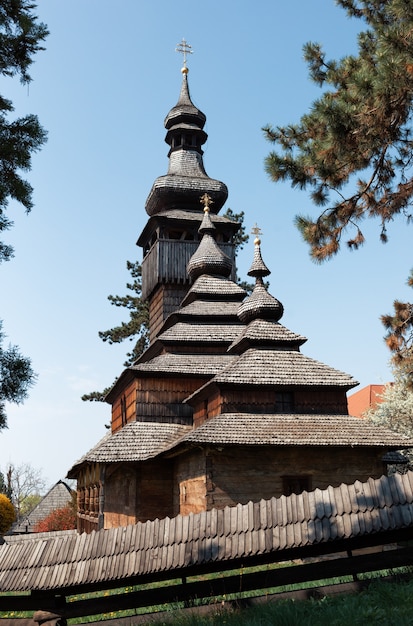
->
[[238, 227, 284, 324], [187, 194, 233, 281]]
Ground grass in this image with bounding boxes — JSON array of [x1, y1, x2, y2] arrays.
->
[[2, 565, 413, 624], [144, 576, 413, 625]]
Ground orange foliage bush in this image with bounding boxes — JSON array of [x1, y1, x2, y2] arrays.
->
[[0, 493, 16, 534], [33, 504, 76, 532]]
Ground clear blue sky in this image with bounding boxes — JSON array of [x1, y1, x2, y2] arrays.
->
[[1, 1, 412, 488]]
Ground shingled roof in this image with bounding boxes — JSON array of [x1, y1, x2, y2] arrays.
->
[[132, 353, 236, 376], [68, 422, 191, 475], [199, 349, 358, 389], [145, 70, 228, 216], [2, 471, 413, 592], [13, 481, 73, 534], [167, 413, 413, 449], [158, 322, 243, 345]]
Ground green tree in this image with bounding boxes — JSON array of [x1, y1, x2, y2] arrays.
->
[[82, 209, 249, 402], [0, 321, 36, 428], [263, 0, 413, 383], [0, 1, 48, 428]]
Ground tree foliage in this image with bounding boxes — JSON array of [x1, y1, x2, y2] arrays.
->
[[0, 0, 48, 259], [82, 209, 249, 402], [263, 0, 413, 383], [33, 491, 76, 532], [0, 321, 36, 428], [0, 493, 15, 534], [0, 2, 48, 428], [365, 372, 413, 467], [5, 462, 46, 522], [33, 503, 76, 532]]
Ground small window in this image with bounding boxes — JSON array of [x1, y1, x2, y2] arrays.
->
[[282, 475, 311, 496], [275, 392, 294, 413], [121, 395, 127, 426]]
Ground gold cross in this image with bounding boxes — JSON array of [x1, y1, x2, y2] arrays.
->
[[176, 39, 193, 69], [251, 223, 262, 237], [200, 193, 213, 212]]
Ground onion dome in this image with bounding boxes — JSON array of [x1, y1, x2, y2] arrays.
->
[[238, 230, 284, 324], [187, 195, 233, 281], [145, 64, 228, 216]]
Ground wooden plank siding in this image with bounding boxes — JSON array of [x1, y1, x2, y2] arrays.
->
[[135, 376, 200, 424], [193, 388, 349, 428], [111, 380, 137, 433], [112, 377, 202, 432], [149, 284, 188, 340], [142, 239, 235, 300]]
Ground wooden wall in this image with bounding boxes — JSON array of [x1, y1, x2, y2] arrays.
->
[[174, 450, 207, 516], [192, 387, 349, 427], [149, 283, 188, 341], [135, 376, 200, 424], [104, 460, 174, 527], [111, 379, 137, 433], [174, 446, 386, 514]]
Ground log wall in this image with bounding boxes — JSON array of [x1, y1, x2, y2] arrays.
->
[[174, 446, 386, 515], [104, 460, 174, 527]]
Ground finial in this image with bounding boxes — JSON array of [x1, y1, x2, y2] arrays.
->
[[200, 193, 213, 213], [251, 223, 262, 246], [176, 38, 193, 74]]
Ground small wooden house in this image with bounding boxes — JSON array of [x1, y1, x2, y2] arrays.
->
[[68, 65, 413, 533]]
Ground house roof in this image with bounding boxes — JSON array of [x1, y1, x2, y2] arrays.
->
[[132, 353, 235, 376], [228, 318, 307, 353], [158, 322, 243, 345], [3, 471, 413, 592], [167, 413, 413, 449], [212, 349, 358, 388], [181, 274, 246, 303], [68, 422, 192, 476], [13, 481, 73, 534]]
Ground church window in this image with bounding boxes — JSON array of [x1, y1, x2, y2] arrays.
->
[[275, 392, 294, 413]]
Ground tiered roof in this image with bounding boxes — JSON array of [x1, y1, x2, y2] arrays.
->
[[68, 65, 411, 479], [145, 68, 228, 216]]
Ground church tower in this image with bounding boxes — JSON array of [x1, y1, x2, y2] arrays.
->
[[137, 41, 239, 340]]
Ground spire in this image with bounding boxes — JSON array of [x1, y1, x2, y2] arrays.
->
[[238, 228, 284, 324], [145, 42, 228, 216], [187, 194, 233, 281]]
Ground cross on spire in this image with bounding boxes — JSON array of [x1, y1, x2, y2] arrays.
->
[[200, 193, 213, 212], [176, 39, 193, 69]]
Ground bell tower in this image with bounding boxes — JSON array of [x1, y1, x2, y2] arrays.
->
[[137, 41, 239, 341]]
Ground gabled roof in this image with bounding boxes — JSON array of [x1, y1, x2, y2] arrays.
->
[[166, 413, 413, 449], [13, 481, 73, 534]]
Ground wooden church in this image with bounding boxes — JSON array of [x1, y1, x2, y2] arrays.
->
[[68, 55, 412, 533]]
